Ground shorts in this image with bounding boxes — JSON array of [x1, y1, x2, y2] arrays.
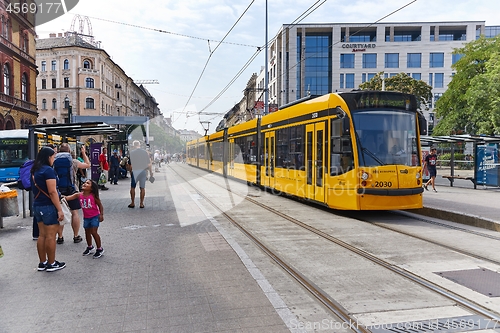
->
[[33, 205, 59, 226], [131, 171, 147, 189], [83, 215, 100, 229], [428, 168, 437, 177], [67, 197, 81, 210]]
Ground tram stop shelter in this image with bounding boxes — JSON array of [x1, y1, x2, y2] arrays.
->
[[421, 134, 500, 189]]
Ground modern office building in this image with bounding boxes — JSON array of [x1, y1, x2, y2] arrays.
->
[[252, 21, 498, 129], [0, 0, 37, 130]]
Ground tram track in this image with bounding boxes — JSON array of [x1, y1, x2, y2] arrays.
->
[[171, 164, 500, 330]]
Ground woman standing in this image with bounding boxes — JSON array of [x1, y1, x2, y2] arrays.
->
[[31, 147, 66, 272]]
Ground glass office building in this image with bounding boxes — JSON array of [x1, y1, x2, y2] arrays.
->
[[257, 21, 500, 126]]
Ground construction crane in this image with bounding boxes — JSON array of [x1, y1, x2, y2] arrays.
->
[[134, 80, 159, 84]]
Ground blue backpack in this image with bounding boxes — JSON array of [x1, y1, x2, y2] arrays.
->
[[18, 159, 34, 191], [53, 152, 76, 195]]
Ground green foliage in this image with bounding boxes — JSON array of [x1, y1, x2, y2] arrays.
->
[[434, 35, 500, 135], [125, 124, 184, 153], [358, 72, 432, 112]]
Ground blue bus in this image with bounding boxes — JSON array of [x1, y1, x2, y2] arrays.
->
[[0, 129, 30, 182]]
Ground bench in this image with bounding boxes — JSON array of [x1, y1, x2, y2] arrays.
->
[[442, 175, 475, 185]]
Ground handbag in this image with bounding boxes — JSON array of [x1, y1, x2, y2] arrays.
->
[[60, 197, 72, 225], [98, 171, 107, 185]]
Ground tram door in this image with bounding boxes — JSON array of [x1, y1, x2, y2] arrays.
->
[[262, 132, 275, 188], [305, 123, 325, 202]]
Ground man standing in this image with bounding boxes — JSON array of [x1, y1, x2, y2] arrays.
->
[[98, 147, 109, 190], [109, 149, 121, 185], [53, 143, 91, 243], [128, 140, 153, 209], [423, 147, 438, 192]]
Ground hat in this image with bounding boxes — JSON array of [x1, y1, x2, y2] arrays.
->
[[113, 149, 118, 153]]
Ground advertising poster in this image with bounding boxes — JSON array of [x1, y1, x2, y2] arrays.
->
[[475, 144, 499, 186]]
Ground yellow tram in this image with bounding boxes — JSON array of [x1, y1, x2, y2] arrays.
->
[[187, 90, 427, 210]]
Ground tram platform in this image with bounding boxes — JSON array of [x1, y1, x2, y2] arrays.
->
[[412, 176, 500, 232], [0, 165, 290, 333]]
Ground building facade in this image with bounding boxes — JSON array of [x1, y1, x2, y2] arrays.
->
[[36, 32, 160, 126], [253, 21, 497, 129], [0, 0, 37, 130]]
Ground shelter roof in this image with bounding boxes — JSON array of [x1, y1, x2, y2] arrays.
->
[[29, 122, 120, 137], [421, 134, 500, 144]]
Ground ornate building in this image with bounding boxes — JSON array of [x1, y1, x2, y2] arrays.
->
[[36, 31, 161, 125], [0, 0, 37, 130]]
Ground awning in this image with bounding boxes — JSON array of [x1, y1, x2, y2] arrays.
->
[[29, 122, 120, 137]]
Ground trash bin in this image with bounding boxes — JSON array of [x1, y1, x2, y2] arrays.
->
[[0, 189, 19, 217]]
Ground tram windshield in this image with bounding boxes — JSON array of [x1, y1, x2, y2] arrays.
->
[[352, 110, 419, 167], [0, 138, 29, 168]]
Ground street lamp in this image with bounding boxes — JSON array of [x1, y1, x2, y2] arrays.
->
[[64, 96, 72, 123]]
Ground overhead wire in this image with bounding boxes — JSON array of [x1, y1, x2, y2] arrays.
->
[[196, 0, 327, 117], [171, 0, 256, 125]]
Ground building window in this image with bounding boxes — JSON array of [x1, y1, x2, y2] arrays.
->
[[302, 33, 331, 96], [340, 74, 344, 89], [63, 59, 69, 70], [362, 54, 377, 68], [52, 118, 57, 124], [3, 63, 10, 95], [42, 99, 47, 109], [430, 52, 444, 67], [64, 98, 69, 109], [51, 60, 56, 71], [85, 97, 95, 109], [452, 53, 464, 65], [51, 78, 56, 88], [345, 74, 355, 89], [434, 73, 444, 88], [21, 73, 28, 101], [86, 77, 94, 88], [41, 79, 46, 89], [22, 33, 28, 52], [385, 53, 399, 68], [411, 73, 421, 80], [42, 118, 47, 124], [52, 98, 57, 109], [41, 61, 46, 72], [429, 73, 433, 87], [64, 77, 69, 88], [340, 54, 355, 68], [407, 53, 421, 68], [83, 60, 91, 69]]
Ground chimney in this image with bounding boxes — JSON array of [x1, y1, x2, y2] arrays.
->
[[49, 33, 56, 38], [58, 33, 63, 37]]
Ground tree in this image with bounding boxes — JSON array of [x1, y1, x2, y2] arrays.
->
[[433, 35, 500, 135], [359, 72, 432, 112], [127, 123, 184, 153]]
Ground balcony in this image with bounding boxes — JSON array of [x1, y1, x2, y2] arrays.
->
[[0, 92, 37, 112]]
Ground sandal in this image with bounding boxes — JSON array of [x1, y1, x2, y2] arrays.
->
[[128, 204, 135, 208], [139, 204, 144, 209], [57, 237, 64, 244], [73, 235, 83, 243]]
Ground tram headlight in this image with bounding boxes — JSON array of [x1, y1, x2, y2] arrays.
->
[[361, 171, 369, 181], [416, 172, 421, 179]]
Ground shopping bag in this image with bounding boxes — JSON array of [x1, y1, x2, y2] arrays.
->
[[60, 197, 72, 225], [98, 171, 107, 185]]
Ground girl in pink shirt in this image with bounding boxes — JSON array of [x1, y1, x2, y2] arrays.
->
[[65, 180, 104, 258]]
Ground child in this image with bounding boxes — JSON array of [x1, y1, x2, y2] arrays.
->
[[65, 179, 104, 258]]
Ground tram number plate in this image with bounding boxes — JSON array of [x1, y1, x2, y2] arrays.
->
[[374, 181, 392, 187]]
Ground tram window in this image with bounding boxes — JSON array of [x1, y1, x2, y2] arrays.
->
[[234, 135, 257, 164], [330, 118, 353, 175], [289, 125, 304, 170], [276, 128, 289, 168]]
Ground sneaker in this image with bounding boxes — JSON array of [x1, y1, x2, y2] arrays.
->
[[37, 261, 47, 271], [423, 184, 428, 191], [57, 237, 64, 244], [73, 235, 83, 243], [93, 248, 104, 259], [433, 188, 437, 192], [83, 245, 95, 256], [46, 261, 66, 272]]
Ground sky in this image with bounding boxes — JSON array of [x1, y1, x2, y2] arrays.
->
[[36, 0, 500, 135]]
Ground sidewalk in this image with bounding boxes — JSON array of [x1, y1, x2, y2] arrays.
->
[[415, 179, 500, 232], [0, 165, 289, 333]]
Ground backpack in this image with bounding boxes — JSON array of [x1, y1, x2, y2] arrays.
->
[[53, 152, 76, 195], [18, 159, 34, 191]]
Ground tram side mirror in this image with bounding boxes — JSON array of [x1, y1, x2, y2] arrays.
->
[[418, 113, 427, 135]]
